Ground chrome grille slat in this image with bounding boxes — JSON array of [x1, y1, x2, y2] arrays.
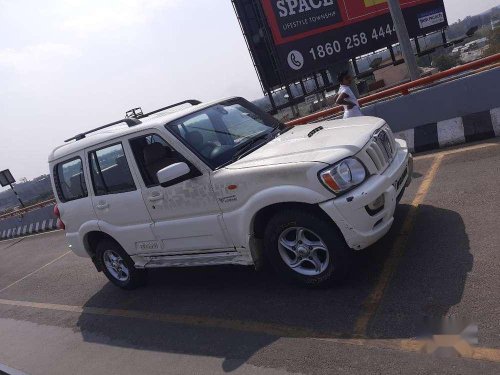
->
[[366, 147, 383, 170], [363, 127, 397, 174], [374, 138, 389, 161]]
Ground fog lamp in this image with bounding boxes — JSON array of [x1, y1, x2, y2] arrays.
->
[[366, 194, 385, 215]]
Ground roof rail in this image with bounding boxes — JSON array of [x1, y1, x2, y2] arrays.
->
[[64, 118, 142, 143], [126, 99, 202, 119], [64, 99, 201, 143]]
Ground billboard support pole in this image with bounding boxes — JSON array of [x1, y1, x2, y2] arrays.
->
[[285, 86, 299, 118], [441, 29, 447, 45], [312, 73, 323, 101], [299, 80, 307, 97], [415, 37, 421, 55], [388, 45, 396, 63], [266, 90, 277, 114], [387, 0, 420, 80], [351, 59, 360, 76], [348, 62, 360, 98]]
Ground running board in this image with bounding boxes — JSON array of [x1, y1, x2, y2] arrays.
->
[[132, 251, 252, 268]]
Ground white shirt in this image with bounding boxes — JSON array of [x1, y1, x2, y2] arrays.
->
[[338, 85, 363, 118]]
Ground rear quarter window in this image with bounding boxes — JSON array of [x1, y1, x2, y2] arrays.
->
[[53, 157, 88, 202]]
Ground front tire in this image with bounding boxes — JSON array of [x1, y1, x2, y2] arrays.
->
[[96, 239, 147, 290], [264, 209, 352, 287]]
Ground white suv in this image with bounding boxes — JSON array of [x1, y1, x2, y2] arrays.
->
[[49, 97, 412, 289]]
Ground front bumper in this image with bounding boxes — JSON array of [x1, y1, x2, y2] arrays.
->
[[319, 139, 412, 250]]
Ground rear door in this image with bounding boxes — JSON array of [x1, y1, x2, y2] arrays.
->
[[126, 130, 233, 254], [86, 140, 157, 254]]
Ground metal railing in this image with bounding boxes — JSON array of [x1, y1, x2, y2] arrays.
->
[[0, 198, 56, 220], [286, 53, 500, 126]]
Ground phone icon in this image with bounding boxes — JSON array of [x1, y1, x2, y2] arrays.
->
[[291, 54, 301, 67], [287, 50, 304, 70]]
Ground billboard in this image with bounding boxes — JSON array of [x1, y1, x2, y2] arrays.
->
[[233, 0, 447, 89]]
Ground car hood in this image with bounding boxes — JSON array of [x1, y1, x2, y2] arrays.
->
[[226, 116, 385, 169]]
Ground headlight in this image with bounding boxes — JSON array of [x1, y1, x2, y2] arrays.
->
[[319, 158, 366, 194]]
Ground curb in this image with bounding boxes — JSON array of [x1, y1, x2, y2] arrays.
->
[[0, 218, 58, 241], [395, 107, 500, 153], [0, 362, 28, 375]]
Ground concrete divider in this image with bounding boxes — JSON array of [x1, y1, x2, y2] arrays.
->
[[395, 107, 500, 153], [0, 204, 57, 241], [355, 68, 500, 152], [361, 68, 500, 134]]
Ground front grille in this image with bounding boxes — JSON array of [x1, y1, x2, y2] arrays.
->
[[365, 127, 397, 173]]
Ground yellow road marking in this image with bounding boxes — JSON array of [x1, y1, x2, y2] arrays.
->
[[0, 297, 341, 339], [0, 297, 499, 363], [353, 155, 445, 336], [0, 251, 71, 294], [415, 141, 500, 160]]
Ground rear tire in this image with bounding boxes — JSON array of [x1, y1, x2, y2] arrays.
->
[[96, 239, 147, 290], [264, 209, 352, 287]]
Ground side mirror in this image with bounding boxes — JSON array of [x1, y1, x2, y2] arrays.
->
[[157, 162, 191, 188]]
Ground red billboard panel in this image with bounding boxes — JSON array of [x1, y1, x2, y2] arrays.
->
[[262, 0, 442, 44], [233, 0, 447, 89]]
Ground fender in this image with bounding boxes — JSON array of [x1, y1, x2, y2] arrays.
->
[[68, 220, 100, 257], [222, 185, 328, 249]]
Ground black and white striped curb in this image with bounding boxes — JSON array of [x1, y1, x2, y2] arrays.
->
[[0, 218, 58, 241], [395, 108, 500, 153]]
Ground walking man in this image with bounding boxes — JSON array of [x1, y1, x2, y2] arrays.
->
[[336, 71, 363, 118]]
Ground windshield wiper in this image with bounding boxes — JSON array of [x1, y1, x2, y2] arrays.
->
[[232, 131, 274, 161], [279, 125, 294, 135]]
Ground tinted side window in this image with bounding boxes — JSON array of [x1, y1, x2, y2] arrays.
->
[[129, 134, 182, 187], [88, 143, 136, 195], [54, 158, 87, 202]]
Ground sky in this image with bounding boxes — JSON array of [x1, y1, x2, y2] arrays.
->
[[0, 0, 498, 185]]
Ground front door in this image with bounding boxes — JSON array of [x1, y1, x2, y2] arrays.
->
[[127, 131, 232, 254]]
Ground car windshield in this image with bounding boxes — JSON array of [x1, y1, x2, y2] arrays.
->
[[166, 99, 282, 169]]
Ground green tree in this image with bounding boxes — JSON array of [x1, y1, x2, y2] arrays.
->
[[432, 54, 460, 71], [483, 28, 500, 57]]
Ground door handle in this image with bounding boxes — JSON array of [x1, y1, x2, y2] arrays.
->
[[96, 202, 109, 210], [148, 193, 164, 202]]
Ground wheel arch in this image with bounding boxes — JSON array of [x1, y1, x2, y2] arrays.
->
[[83, 231, 122, 272], [251, 202, 341, 240]]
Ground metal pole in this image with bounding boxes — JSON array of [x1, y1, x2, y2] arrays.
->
[[9, 183, 25, 208], [387, 0, 420, 80]]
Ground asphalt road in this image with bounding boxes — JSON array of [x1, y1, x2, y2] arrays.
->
[[0, 140, 499, 374]]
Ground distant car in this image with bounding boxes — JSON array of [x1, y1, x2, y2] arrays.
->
[[49, 97, 412, 289]]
